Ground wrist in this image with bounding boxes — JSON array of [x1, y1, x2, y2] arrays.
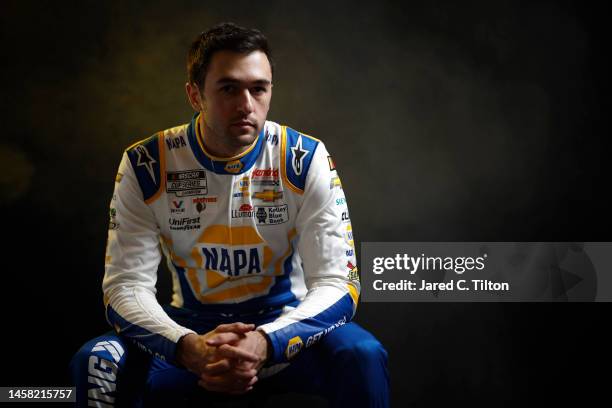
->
[[176, 333, 198, 369], [255, 328, 272, 362]]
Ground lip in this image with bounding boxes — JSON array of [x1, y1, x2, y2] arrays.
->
[[231, 120, 255, 127]]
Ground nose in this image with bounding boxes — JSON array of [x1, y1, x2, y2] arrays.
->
[[237, 89, 254, 115]]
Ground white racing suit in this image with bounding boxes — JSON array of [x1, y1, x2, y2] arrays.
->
[[70, 114, 388, 407]]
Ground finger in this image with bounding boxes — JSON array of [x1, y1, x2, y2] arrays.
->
[[216, 344, 259, 362], [202, 359, 232, 375], [206, 332, 244, 346], [214, 322, 255, 334]]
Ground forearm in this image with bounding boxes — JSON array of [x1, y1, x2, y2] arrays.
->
[[105, 285, 195, 363], [257, 283, 357, 364]]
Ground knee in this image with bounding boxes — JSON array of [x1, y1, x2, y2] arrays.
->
[[70, 335, 127, 406], [70, 336, 126, 379], [336, 338, 388, 367]]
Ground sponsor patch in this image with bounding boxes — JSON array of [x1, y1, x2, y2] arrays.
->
[[255, 205, 289, 225], [166, 170, 207, 196], [135, 145, 157, 182], [109, 207, 119, 230], [330, 176, 342, 190], [336, 197, 346, 206], [345, 224, 354, 248], [264, 130, 279, 145], [285, 336, 303, 360], [252, 168, 279, 178], [238, 177, 250, 191], [328, 156, 336, 171], [115, 173, 123, 183], [290, 136, 309, 176], [232, 203, 254, 219], [225, 160, 243, 174], [251, 168, 280, 186], [169, 216, 201, 231], [166, 135, 187, 150], [252, 190, 283, 202], [170, 200, 185, 215], [192, 196, 217, 213], [347, 261, 359, 282], [341, 210, 350, 222]]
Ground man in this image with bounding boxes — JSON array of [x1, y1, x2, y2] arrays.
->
[[71, 22, 389, 407]]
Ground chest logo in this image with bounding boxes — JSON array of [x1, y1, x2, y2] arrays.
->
[[135, 145, 157, 182], [225, 160, 243, 174], [252, 190, 283, 202], [290, 135, 309, 176]]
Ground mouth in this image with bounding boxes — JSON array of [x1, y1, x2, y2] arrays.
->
[[231, 120, 255, 128]]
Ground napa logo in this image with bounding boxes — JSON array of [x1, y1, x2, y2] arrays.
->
[[187, 225, 276, 303], [225, 160, 243, 174], [285, 336, 303, 360], [201, 246, 261, 276]]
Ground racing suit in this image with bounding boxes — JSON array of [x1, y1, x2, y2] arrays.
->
[[70, 114, 388, 407]]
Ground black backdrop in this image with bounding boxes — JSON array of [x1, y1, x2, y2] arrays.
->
[[0, 0, 608, 406]]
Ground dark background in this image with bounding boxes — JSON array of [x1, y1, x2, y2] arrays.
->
[[0, 0, 608, 406]]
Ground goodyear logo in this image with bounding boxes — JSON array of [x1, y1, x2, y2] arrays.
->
[[225, 160, 243, 174], [285, 336, 303, 360]]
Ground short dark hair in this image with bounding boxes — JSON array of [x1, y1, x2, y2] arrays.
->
[[187, 22, 274, 90]]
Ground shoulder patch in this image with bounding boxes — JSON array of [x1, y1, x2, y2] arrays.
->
[[281, 126, 320, 194], [125, 132, 166, 203]]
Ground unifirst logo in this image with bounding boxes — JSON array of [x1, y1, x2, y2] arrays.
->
[[285, 336, 303, 360]]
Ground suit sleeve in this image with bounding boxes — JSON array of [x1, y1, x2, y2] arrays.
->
[[257, 141, 360, 363], [103, 151, 195, 363]]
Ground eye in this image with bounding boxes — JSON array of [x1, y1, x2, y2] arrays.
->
[[220, 85, 237, 94], [250, 86, 267, 96]]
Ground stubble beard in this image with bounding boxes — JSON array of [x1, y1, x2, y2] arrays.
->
[[202, 118, 259, 157]]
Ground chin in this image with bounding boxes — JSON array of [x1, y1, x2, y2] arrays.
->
[[230, 129, 258, 146]]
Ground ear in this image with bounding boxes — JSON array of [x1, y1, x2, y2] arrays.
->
[[185, 82, 204, 112]]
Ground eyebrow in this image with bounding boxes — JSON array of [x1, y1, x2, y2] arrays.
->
[[216, 77, 272, 86]]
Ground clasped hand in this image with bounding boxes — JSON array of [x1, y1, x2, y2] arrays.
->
[[176, 323, 270, 394]]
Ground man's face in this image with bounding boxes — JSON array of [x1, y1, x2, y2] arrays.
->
[[199, 50, 272, 154]]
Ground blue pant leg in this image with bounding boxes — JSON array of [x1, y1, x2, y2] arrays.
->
[[320, 322, 389, 407], [69, 332, 150, 407], [140, 357, 199, 405], [261, 322, 389, 408]]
